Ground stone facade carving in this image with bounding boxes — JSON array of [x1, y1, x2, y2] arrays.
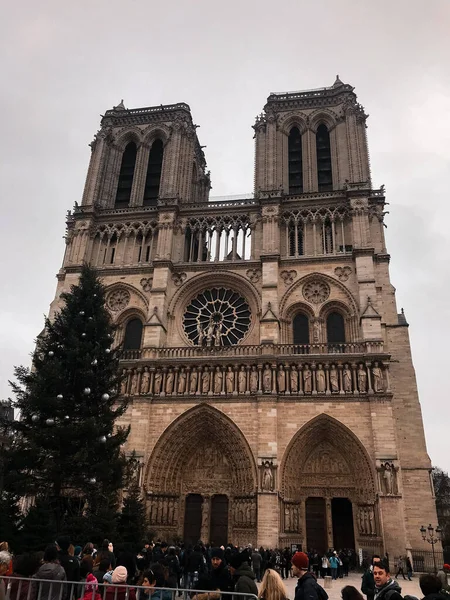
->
[[261, 460, 275, 491], [280, 270, 297, 285], [149, 495, 178, 526], [380, 462, 398, 495], [140, 277, 152, 292], [107, 288, 130, 311], [284, 502, 300, 533], [246, 268, 261, 283], [335, 266, 352, 282], [172, 272, 187, 286], [359, 505, 376, 535], [233, 497, 257, 527], [121, 361, 387, 397], [302, 279, 330, 304]]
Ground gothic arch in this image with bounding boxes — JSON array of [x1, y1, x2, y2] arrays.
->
[[144, 404, 258, 495], [281, 413, 376, 504], [280, 114, 308, 136], [167, 271, 261, 346], [142, 124, 171, 147], [280, 272, 358, 318], [114, 127, 143, 150], [309, 109, 339, 132]]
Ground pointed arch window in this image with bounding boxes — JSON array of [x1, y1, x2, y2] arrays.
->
[[288, 127, 303, 194], [115, 142, 137, 207], [293, 313, 310, 345], [316, 124, 332, 191], [288, 221, 304, 256], [326, 312, 345, 346], [143, 139, 164, 206], [123, 318, 143, 350]]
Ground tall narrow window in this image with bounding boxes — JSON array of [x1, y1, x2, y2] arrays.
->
[[326, 312, 345, 345], [293, 313, 310, 345], [123, 318, 143, 350], [115, 142, 137, 207], [288, 127, 303, 194], [288, 222, 304, 256], [322, 219, 333, 254], [143, 139, 163, 206], [316, 124, 332, 191]]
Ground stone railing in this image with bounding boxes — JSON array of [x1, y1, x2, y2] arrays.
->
[[121, 341, 385, 361], [120, 357, 390, 398]]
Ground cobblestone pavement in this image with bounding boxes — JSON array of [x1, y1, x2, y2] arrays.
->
[[272, 573, 422, 600]]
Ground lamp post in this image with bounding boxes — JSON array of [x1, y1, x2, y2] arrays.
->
[[420, 523, 442, 574]]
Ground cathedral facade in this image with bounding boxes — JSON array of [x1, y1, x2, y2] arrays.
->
[[50, 77, 437, 557]]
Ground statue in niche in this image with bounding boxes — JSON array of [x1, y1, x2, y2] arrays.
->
[[197, 320, 205, 346], [250, 502, 256, 524], [289, 365, 298, 393], [178, 368, 186, 394], [238, 366, 246, 393], [214, 366, 223, 394], [330, 364, 339, 393], [313, 319, 321, 343], [201, 368, 210, 393], [316, 364, 326, 393], [189, 368, 198, 394], [357, 364, 367, 392], [372, 362, 384, 392], [369, 507, 375, 534], [250, 366, 258, 393], [383, 462, 396, 495], [343, 364, 352, 392], [168, 499, 175, 525], [225, 366, 234, 394], [303, 364, 312, 393], [246, 502, 251, 524], [214, 321, 223, 347], [206, 318, 215, 347], [263, 365, 272, 392], [285, 506, 291, 531], [293, 506, 299, 532], [363, 507, 369, 534], [359, 508, 365, 534], [238, 504, 244, 524], [130, 371, 138, 396], [165, 369, 174, 394], [120, 369, 128, 395], [154, 370, 162, 394], [156, 498, 162, 523], [262, 461, 274, 491], [140, 367, 150, 394], [277, 365, 286, 393]]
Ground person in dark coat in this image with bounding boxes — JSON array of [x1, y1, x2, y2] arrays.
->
[[419, 574, 448, 600], [191, 548, 233, 600], [373, 561, 402, 600], [291, 552, 327, 600], [228, 551, 258, 600], [57, 536, 81, 585]]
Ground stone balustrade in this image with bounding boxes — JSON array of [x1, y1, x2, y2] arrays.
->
[[121, 358, 390, 397], [121, 341, 385, 361]]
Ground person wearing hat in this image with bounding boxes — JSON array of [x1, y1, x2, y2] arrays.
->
[[57, 536, 81, 585], [105, 566, 136, 600], [191, 548, 233, 600], [291, 552, 327, 600], [228, 550, 258, 599]]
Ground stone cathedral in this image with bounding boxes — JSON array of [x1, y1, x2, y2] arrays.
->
[[49, 77, 438, 557]]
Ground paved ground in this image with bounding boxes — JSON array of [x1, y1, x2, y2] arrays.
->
[[274, 573, 422, 600]]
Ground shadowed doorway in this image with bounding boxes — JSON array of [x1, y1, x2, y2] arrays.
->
[[210, 494, 229, 545], [184, 494, 202, 544], [306, 497, 327, 553], [332, 498, 355, 550]]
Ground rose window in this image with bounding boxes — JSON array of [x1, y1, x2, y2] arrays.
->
[[107, 288, 131, 311], [302, 279, 330, 304], [183, 288, 251, 347]]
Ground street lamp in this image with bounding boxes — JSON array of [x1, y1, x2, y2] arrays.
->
[[420, 523, 442, 574]]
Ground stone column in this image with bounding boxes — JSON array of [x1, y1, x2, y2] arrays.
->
[[325, 497, 334, 550], [200, 495, 211, 543]]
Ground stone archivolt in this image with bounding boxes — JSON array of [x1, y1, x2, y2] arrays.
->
[[281, 414, 376, 505]]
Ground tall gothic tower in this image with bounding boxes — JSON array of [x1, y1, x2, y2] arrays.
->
[[50, 78, 438, 559]]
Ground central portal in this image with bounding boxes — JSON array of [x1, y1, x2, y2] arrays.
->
[[306, 497, 327, 553], [332, 498, 355, 550], [184, 494, 202, 544]]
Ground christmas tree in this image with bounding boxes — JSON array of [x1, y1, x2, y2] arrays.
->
[[1, 264, 130, 539], [117, 455, 148, 545]]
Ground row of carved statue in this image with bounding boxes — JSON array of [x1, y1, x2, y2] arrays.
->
[[359, 506, 376, 535], [121, 361, 387, 396], [148, 496, 178, 526], [284, 503, 300, 533], [233, 498, 257, 527]]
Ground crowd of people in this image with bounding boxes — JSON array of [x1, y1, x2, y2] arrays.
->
[[0, 539, 449, 600]]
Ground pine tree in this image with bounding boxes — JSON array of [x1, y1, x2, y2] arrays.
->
[[117, 478, 148, 546], [1, 264, 130, 539]]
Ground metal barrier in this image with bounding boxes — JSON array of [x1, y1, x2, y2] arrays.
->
[[1, 577, 258, 600]]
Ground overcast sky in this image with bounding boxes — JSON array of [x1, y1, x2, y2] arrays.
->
[[1, 1, 449, 475]]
